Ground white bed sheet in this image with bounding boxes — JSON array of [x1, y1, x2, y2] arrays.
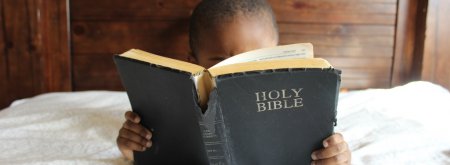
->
[[0, 81, 449, 165]]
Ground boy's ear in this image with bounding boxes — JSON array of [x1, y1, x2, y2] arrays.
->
[[187, 51, 198, 64]]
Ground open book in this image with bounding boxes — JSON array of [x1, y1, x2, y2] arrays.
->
[[114, 43, 341, 165]]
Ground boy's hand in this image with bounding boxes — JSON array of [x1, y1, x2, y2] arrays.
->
[[117, 111, 152, 160], [311, 133, 351, 165]]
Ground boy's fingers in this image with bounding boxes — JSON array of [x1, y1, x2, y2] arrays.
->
[[312, 142, 348, 160], [323, 133, 344, 147], [119, 128, 152, 148], [311, 150, 350, 165], [125, 111, 140, 123], [123, 120, 152, 139], [117, 136, 147, 152]]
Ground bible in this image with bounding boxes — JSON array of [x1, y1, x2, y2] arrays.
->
[[113, 43, 341, 165]]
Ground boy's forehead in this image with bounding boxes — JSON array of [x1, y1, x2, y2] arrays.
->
[[196, 15, 277, 56]]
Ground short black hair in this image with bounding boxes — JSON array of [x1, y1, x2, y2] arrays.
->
[[189, 0, 279, 57]]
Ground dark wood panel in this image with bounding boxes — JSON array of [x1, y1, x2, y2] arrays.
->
[[72, 55, 124, 91], [314, 46, 393, 57], [323, 57, 392, 69], [279, 23, 395, 36], [71, 0, 396, 25], [275, 12, 396, 25], [277, 0, 397, 4], [34, 0, 72, 92], [71, 21, 190, 57], [341, 78, 391, 89], [1, 0, 38, 109], [272, 0, 397, 25], [340, 67, 391, 79], [391, 0, 422, 86], [422, 0, 450, 90], [270, 0, 397, 14], [0, 0, 8, 108], [69, 0, 399, 92], [71, 21, 394, 57], [279, 34, 394, 47], [71, 0, 200, 21], [71, 0, 200, 11], [0, 0, 71, 109]]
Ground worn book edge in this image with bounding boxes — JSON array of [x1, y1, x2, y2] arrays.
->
[[118, 43, 331, 108]]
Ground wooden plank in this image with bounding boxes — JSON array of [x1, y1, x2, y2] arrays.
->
[[422, 0, 450, 90], [74, 71, 124, 91], [322, 56, 392, 69], [72, 55, 124, 91], [341, 78, 391, 89], [71, 0, 199, 11], [391, 0, 426, 86], [34, 0, 72, 92], [73, 8, 396, 25], [71, 21, 190, 56], [71, 0, 200, 21], [0, 0, 9, 109], [279, 34, 394, 47], [270, 0, 397, 14], [73, 54, 191, 91], [314, 46, 393, 57], [2, 0, 37, 105], [0, 0, 71, 109], [282, 0, 397, 3], [339, 67, 391, 79], [71, 0, 396, 24], [72, 22, 395, 54], [275, 12, 396, 25], [278, 23, 395, 36]]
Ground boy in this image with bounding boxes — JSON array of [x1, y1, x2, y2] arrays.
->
[[117, 0, 351, 164]]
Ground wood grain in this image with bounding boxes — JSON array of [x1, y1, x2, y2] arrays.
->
[[69, 0, 399, 91], [70, 0, 200, 21], [71, 21, 190, 57], [270, 0, 397, 14], [314, 46, 393, 57], [279, 34, 394, 47], [71, 0, 396, 25], [278, 23, 395, 36], [391, 0, 419, 86], [0, 0, 71, 109], [422, 0, 450, 90], [1, 0, 37, 109], [34, 0, 72, 93], [0, 0, 8, 108]]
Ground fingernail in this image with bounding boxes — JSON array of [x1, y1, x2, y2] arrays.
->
[[146, 134, 151, 140], [311, 153, 317, 160], [142, 146, 146, 151], [311, 161, 316, 165], [323, 141, 328, 148], [146, 142, 151, 147]]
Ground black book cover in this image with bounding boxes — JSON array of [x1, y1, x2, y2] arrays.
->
[[114, 56, 209, 165], [114, 55, 341, 165], [206, 69, 340, 165]]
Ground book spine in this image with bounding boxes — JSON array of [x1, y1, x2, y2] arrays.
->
[[198, 90, 230, 165]]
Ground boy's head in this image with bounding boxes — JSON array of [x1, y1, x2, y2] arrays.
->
[[189, 0, 279, 68]]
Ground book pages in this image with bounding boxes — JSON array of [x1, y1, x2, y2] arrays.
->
[[210, 43, 313, 68]]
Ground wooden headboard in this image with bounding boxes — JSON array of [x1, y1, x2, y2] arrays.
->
[[70, 0, 398, 90], [3, 0, 447, 109]]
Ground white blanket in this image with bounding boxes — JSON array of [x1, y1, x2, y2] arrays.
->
[[0, 81, 449, 164]]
